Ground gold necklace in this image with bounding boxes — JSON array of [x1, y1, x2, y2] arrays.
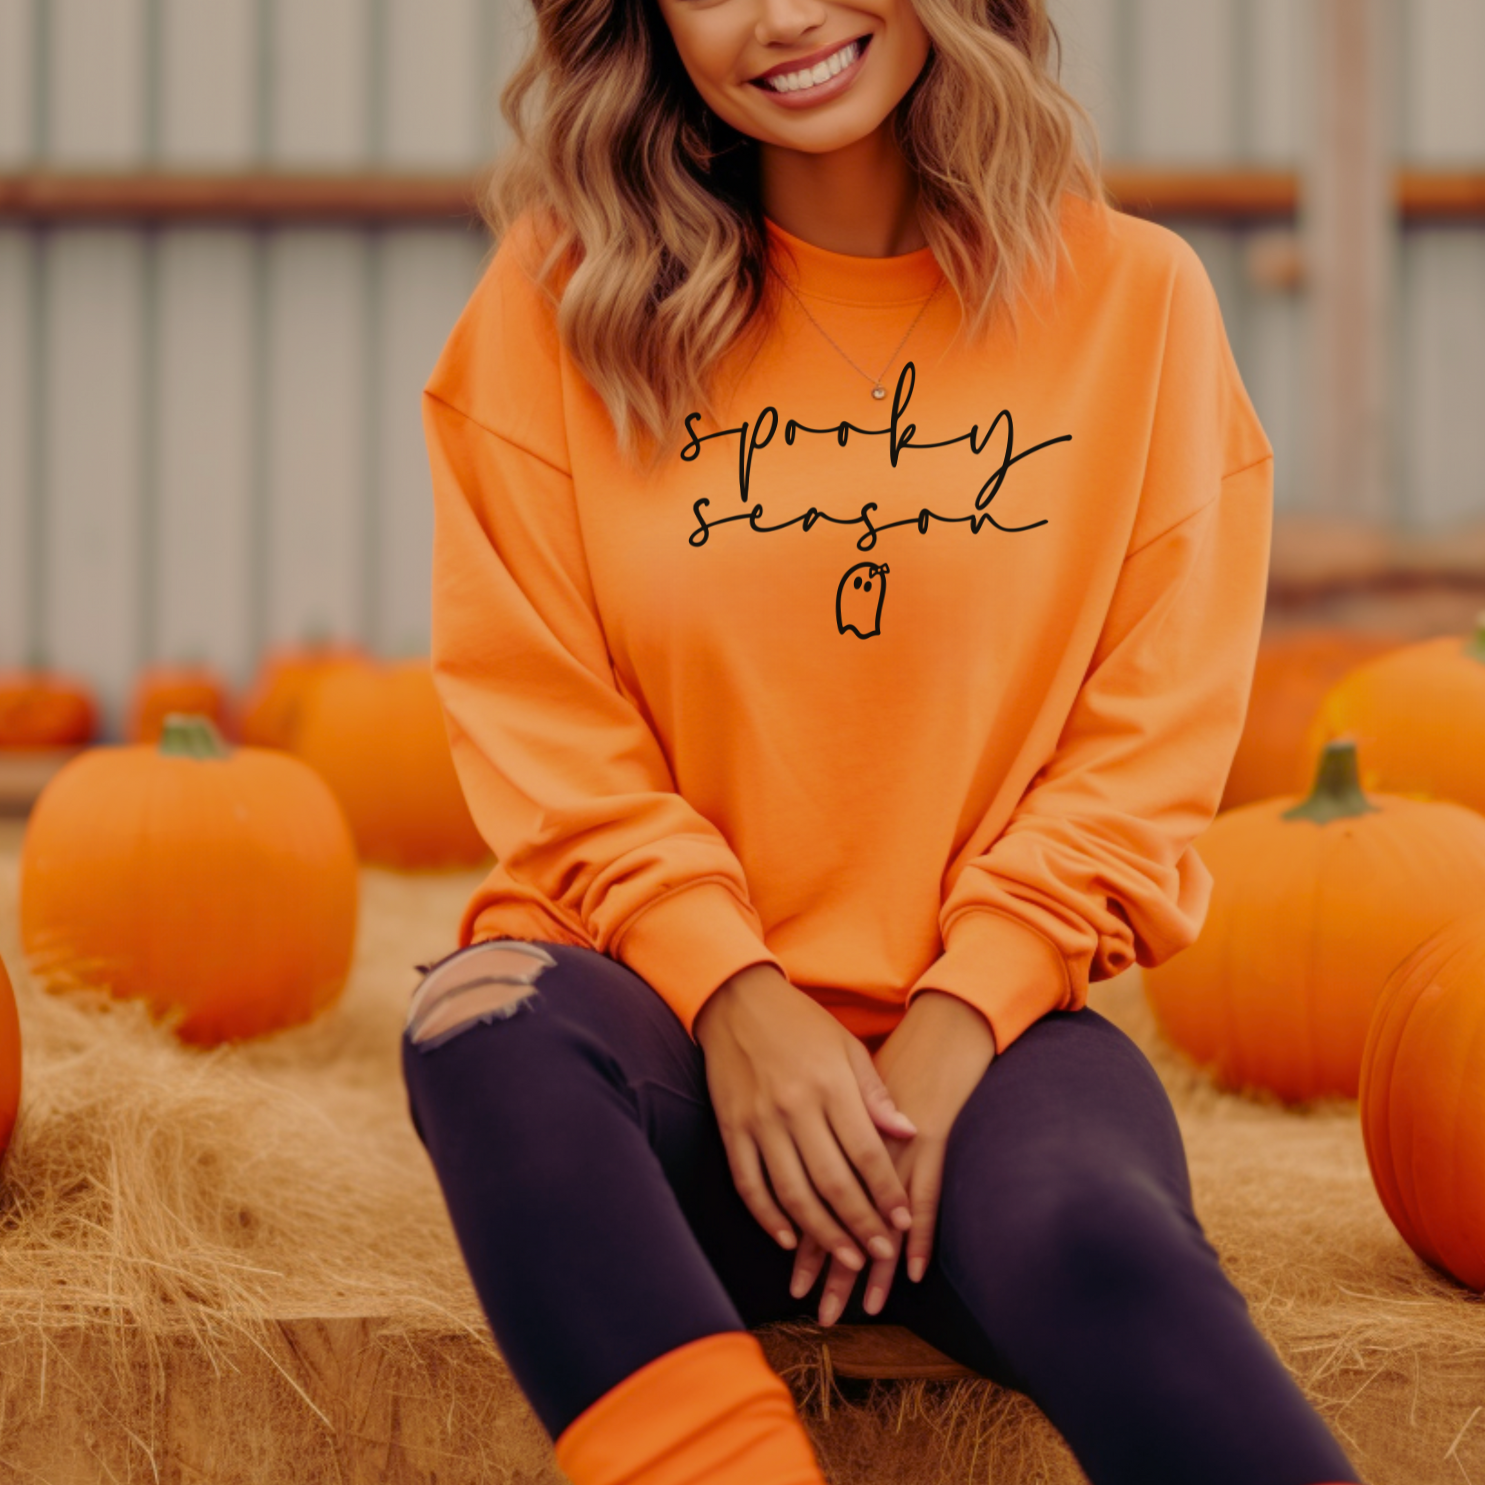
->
[[774, 270, 947, 400]]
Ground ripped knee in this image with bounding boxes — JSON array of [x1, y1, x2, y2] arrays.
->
[[404, 940, 558, 1051]]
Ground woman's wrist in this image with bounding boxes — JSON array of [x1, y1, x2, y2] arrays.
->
[[694, 962, 787, 1050], [905, 988, 998, 1061]]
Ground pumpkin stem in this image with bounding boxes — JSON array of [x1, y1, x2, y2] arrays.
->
[[1281, 736, 1382, 823], [1464, 609, 1485, 663], [158, 713, 231, 760]]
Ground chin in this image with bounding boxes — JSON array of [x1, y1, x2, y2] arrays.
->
[[754, 102, 895, 153]]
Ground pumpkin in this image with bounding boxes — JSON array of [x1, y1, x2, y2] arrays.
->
[[1144, 737, 1485, 1101], [0, 670, 97, 748], [1304, 611, 1485, 812], [1360, 909, 1485, 1291], [0, 952, 20, 1165], [126, 663, 233, 744], [1221, 626, 1406, 811], [238, 642, 367, 750], [19, 714, 359, 1045], [290, 658, 490, 870]]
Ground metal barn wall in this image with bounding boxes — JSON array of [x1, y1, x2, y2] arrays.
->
[[0, 0, 1483, 737]]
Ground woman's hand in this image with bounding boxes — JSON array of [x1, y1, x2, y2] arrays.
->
[[788, 990, 997, 1324], [694, 964, 919, 1274]]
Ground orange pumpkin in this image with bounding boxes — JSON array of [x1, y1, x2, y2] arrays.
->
[[291, 658, 490, 870], [1221, 626, 1406, 811], [1360, 909, 1485, 1290], [0, 670, 97, 747], [0, 952, 20, 1166], [1144, 738, 1485, 1101], [126, 663, 233, 743], [1304, 612, 1485, 812], [238, 642, 367, 750], [19, 714, 359, 1045]]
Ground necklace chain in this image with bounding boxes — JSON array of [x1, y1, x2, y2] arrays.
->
[[775, 269, 946, 399]]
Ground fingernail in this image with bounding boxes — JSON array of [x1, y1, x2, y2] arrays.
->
[[776, 1229, 797, 1250], [865, 1284, 885, 1315], [835, 1246, 864, 1271], [790, 1271, 812, 1300], [891, 1207, 913, 1232], [908, 1255, 926, 1283], [868, 1236, 894, 1261], [894, 1116, 918, 1136], [819, 1293, 844, 1327]]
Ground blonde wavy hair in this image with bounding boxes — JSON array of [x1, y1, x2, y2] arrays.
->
[[482, 0, 1114, 473]]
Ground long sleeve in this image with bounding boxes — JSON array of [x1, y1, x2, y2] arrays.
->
[[425, 389, 786, 1036], [905, 241, 1275, 1057], [906, 458, 1273, 1055]]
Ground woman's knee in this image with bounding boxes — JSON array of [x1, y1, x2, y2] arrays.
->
[[404, 938, 561, 1052], [399, 939, 701, 1147], [401, 942, 627, 1128], [945, 1169, 1219, 1316]]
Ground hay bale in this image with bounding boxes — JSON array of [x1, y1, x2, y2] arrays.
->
[[0, 818, 1481, 1484]]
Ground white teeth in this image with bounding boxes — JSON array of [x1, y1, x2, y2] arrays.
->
[[762, 39, 859, 94]]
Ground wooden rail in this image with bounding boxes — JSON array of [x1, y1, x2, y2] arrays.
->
[[1105, 167, 1300, 218], [0, 168, 1483, 223], [1107, 167, 1485, 220], [0, 172, 482, 223]]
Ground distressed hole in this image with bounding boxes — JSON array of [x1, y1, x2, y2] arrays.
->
[[409, 980, 541, 1048], [406, 940, 556, 1050]]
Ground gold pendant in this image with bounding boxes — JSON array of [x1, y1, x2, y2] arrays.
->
[[871, 385, 886, 399]]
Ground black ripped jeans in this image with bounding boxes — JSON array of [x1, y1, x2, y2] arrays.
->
[[399, 940, 1359, 1485]]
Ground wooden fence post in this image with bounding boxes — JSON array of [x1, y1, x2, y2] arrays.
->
[[1303, 0, 1399, 527]]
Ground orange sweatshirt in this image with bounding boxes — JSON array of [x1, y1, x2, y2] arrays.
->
[[423, 194, 1274, 1057]]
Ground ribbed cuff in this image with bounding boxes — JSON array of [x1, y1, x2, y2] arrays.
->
[[907, 908, 1073, 1056], [613, 881, 787, 1038]]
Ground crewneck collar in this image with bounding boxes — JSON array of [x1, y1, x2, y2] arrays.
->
[[764, 214, 945, 306]]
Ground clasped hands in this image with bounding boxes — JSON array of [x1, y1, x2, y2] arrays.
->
[[693, 963, 997, 1327]]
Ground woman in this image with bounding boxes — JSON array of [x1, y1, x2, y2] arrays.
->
[[400, 0, 1362, 1481]]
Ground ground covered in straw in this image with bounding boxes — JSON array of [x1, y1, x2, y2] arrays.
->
[[0, 818, 1480, 1484]]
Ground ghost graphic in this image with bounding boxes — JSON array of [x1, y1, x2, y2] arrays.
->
[[835, 561, 890, 638]]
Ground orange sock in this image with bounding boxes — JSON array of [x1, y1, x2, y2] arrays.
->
[[553, 1330, 827, 1485]]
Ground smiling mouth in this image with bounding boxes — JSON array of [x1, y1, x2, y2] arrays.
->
[[750, 34, 872, 94]]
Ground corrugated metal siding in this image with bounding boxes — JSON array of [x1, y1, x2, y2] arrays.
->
[[0, 0, 1482, 735], [0, 0, 506, 733]]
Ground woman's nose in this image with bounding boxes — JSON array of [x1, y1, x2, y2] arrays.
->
[[752, 0, 830, 48]]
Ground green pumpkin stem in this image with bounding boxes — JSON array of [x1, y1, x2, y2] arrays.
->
[[1463, 609, 1485, 663], [158, 713, 231, 760], [1281, 737, 1381, 824]]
